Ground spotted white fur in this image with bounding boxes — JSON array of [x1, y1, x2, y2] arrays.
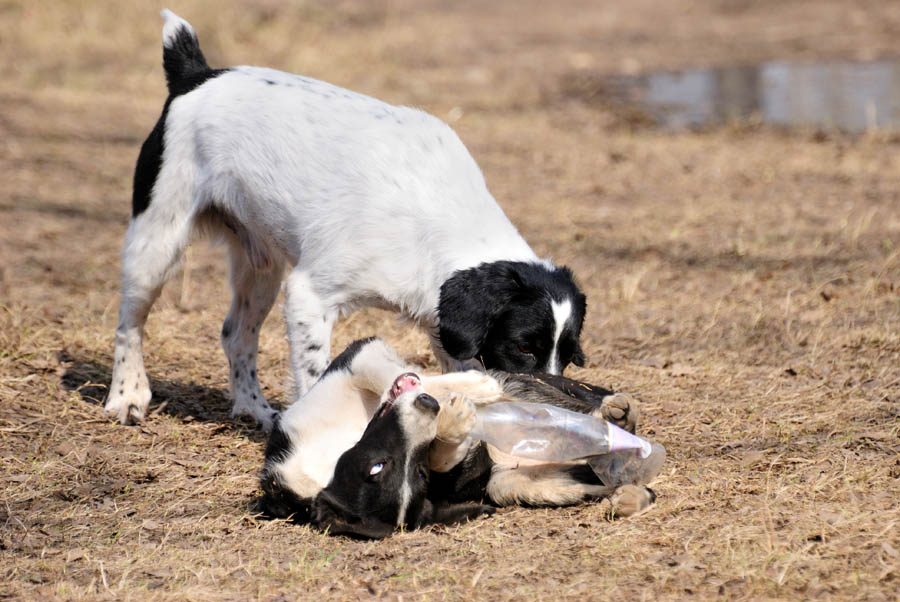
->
[[262, 338, 657, 529], [267, 338, 501, 509], [104, 11, 581, 428]]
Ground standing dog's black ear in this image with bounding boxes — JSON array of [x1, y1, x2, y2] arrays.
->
[[438, 261, 525, 360], [571, 290, 587, 367], [311, 490, 396, 539], [572, 342, 586, 367]]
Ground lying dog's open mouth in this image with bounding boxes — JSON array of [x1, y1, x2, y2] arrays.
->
[[376, 372, 422, 418]]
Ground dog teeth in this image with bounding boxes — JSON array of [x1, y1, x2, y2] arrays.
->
[[389, 372, 422, 401]]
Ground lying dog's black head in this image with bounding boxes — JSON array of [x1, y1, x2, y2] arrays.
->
[[311, 389, 436, 538], [312, 387, 493, 539], [259, 364, 494, 538], [438, 261, 586, 374]]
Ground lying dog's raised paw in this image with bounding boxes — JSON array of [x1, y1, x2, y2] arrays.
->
[[592, 392, 639, 433], [608, 484, 656, 518], [435, 392, 477, 445]]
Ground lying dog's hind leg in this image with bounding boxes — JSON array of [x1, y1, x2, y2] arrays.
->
[[486, 459, 657, 514], [493, 372, 638, 433], [608, 484, 656, 517], [485, 462, 617, 507], [222, 239, 284, 431]]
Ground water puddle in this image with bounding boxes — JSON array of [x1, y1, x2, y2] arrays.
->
[[602, 59, 900, 133]]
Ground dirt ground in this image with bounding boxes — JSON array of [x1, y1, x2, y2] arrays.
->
[[2, 0, 899, 599]]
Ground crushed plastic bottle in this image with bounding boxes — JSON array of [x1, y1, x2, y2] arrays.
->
[[587, 442, 666, 487], [471, 401, 653, 461], [471, 402, 665, 486]]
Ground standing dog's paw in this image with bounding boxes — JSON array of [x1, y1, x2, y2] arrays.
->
[[435, 392, 476, 445], [232, 404, 278, 432], [592, 392, 639, 433], [608, 484, 656, 518], [103, 400, 147, 425], [103, 379, 152, 426]]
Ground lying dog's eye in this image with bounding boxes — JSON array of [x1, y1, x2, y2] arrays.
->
[[417, 467, 428, 480], [369, 462, 384, 476], [518, 344, 533, 356]]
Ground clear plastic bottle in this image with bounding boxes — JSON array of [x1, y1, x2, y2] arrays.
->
[[471, 401, 653, 461], [471, 402, 665, 486], [587, 442, 666, 487]]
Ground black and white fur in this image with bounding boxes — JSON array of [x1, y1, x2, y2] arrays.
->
[[259, 337, 500, 536], [260, 338, 659, 538], [104, 10, 587, 430]]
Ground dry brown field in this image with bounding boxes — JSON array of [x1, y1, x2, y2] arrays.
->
[[2, 1, 899, 599]]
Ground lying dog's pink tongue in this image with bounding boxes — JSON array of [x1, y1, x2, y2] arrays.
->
[[389, 372, 422, 401]]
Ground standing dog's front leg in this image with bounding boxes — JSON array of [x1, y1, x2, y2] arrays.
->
[[284, 270, 334, 398], [221, 242, 284, 431]]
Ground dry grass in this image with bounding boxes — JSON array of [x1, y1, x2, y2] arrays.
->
[[2, 0, 899, 599]]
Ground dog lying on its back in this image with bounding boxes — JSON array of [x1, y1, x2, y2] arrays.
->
[[260, 338, 660, 538], [104, 10, 588, 431]]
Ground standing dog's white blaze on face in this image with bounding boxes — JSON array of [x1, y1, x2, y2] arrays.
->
[[548, 298, 573, 375]]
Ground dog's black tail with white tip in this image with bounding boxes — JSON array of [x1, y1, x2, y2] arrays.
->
[[160, 9, 212, 94], [131, 11, 224, 218]]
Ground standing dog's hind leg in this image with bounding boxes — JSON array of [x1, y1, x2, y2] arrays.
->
[[222, 240, 283, 431], [105, 208, 192, 424]]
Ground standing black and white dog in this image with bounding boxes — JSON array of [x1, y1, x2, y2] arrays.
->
[[260, 337, 661, 538], [105, 11, 587, 430]]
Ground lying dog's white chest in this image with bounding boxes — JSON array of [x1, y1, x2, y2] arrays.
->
[[278, 429, 362, 496], [276, 376, 376, 497]]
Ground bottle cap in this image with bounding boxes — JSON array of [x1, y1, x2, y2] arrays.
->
[[607, 422, 653, 458]]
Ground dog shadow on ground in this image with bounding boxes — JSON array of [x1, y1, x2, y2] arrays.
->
[[58, 350, 274, 443]]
